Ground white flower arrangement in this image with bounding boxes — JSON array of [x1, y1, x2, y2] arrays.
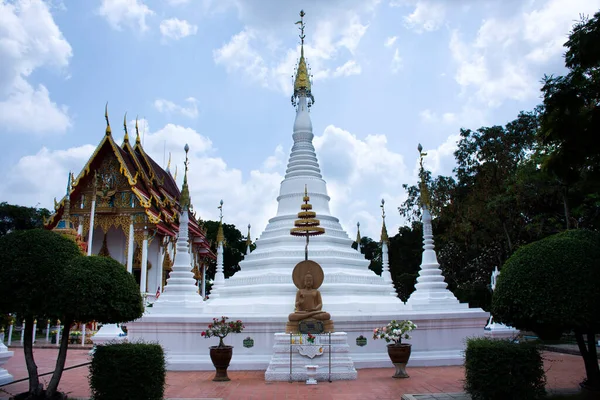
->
[[373, 320, 417, 344]]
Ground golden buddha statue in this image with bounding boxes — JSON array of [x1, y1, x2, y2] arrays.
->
[[286, 260, 334, 333]]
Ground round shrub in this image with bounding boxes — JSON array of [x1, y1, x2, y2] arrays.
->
[[89, 342, 166, 400], [491, 229, 600, 340], [0, 229, 82, 319], [57, 256, 144, 323]]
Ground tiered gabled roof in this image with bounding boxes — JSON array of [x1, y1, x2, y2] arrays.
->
[[45, 106, 214, 258]]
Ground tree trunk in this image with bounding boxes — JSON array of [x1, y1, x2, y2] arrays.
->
[[574, 330, 600, 390], [562, 187, 571, 230], [45, 317, 73, 398], [23, 316, 42, 396]]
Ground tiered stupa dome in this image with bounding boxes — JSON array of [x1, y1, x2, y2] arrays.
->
[[204, 10, 401, 316]]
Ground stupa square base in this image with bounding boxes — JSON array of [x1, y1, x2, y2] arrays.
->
[[127, 308, 489, 371], [265, 332, 357, 381]]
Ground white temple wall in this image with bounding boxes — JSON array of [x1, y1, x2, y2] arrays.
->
[[90, 226, 126, 264]]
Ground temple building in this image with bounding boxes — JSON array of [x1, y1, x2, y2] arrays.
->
[[44, 107, 215, 297]]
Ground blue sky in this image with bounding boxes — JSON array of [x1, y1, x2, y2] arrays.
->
[[1, 0, 598, 240]]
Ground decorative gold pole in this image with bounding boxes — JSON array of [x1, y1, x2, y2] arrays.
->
[[290, 185, 325, 260]]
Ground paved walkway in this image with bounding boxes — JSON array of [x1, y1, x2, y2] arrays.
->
[[1, 348, 586, 399]]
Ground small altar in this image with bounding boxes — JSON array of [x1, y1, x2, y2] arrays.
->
[[265, 332, 357, 381]]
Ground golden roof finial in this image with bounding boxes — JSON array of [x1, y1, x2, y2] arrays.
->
[[418, 143, 431, 208], [123, 112, 129, 142], [105, 102, 111, 136], [180, 144, 191, 210], [246, 223, 252, 247], [356, 221, 361, 244], [380, 199, 389, 244], [135, 116, 141, 144], [216, 200, 225, 245], [166, 152, 172, 172], [292, 10, 314, 107], [174, 165, 178, 181]]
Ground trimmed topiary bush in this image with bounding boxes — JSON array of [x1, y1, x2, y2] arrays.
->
[[491, 229, 600, 389], [464, 337, 546, 400], [89, 342, 166, 400]]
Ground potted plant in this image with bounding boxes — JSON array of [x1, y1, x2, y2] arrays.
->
[[373, 319, 417, 378], [201, 317, 244, 381]]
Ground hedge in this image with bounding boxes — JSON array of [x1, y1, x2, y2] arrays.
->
[[491, 229, 600, 340], [89, 342, 166, 400], [464, 337, 546, 400]]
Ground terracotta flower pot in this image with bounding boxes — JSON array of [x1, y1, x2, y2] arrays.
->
[[209, 345, 233, 381], [387, 343, 411, 378]]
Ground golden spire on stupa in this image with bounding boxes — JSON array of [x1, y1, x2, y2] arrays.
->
[[180, 144, 191, 210], [418, 143, 431, 208], [380, 199, 389, 244], [291, 10, 315, 107], [216, 199, 225, 245], [290, 185, 325, 260], [355, 221, 361, 244]]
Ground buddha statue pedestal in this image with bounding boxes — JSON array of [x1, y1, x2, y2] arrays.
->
[[286, 319, 334, 334], [265, 260, 356, 382]]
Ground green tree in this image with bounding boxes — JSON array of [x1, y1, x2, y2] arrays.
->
[[352, 236, 382, 275], [491, 230, 600, 390], [47, 256, 143, 397], [202, 221, 247, 282], [538, 12, 600, 229], [0, 202, 51, 237], [0, 229, 82, 398]]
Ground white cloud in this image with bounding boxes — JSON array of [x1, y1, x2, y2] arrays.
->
[[448, 0, 600, 108], [159, 18, 198, 40], [153, 97, 199, 118], [333, 60, 361, 77], [166, 0, 190, 5], [523, 0, 600, 63], [420, 109, 434, 122], [402, 0, 446, 32], [213, 28, 269, 87], [384, 36, 397, 47], [212, 2, 376, 95], [313, 125, 409, 236], [0, 0, 72, 134], [97, 0, 154, 32], [391, 48, 402, 73], [262, 145, 285, 171]]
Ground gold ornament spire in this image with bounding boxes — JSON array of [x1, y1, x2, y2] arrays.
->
[[174, 165, 178, 181], [291, 184, 325, 260], [292, 10, 314, 107], [123, 112, 129, 142], [418, 143, 431, 208], [105, 102, 111, 136], [246, 224, 252, 247], [216, 200, 225, 245], [380, 199, 389, 244], [180, 144, 191, 210], [135, 116, 141, 144], [356, 221, 361, 244], [166, 152, 172, 172]]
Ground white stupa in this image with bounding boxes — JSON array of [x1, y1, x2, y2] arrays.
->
[[128, 10, 488, 371], [206, 19, 399, 316]]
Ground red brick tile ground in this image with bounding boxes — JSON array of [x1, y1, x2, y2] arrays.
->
[[1, 348, 586, 399]]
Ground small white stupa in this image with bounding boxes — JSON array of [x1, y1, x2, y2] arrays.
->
[[406, 145, 467, 311], [149, 144, 205, 313]]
